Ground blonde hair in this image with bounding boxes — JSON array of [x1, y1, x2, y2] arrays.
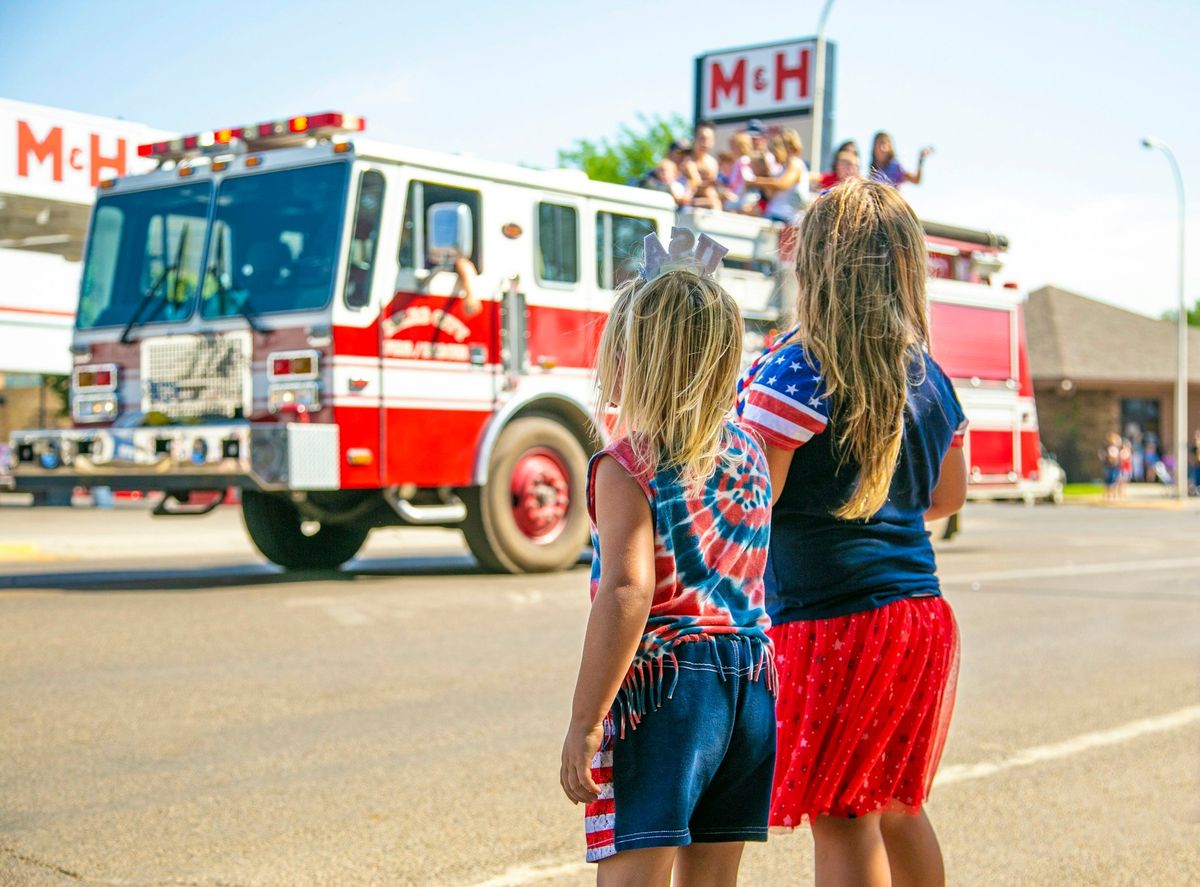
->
[[792, 178, 930, 520], [730, 132, 753, 156], [597, 270, 744, 490], [770, 129, 804, 163]]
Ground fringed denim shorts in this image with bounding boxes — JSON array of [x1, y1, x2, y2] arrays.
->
[[584, 636, 776, 862]]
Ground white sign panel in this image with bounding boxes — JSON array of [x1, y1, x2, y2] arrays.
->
[[698, 39, 817, 121], [0, 98, 174, 204], [0, 248, 79, 375]]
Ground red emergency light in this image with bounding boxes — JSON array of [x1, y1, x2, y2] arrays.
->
[[137, 112, 365, 162]]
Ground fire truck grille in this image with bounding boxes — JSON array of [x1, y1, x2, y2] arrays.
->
[[142, 334, 252, 420]]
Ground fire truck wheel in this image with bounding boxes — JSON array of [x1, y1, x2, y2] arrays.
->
[[241, 491, 369, 570], [462, 417, 589, 574]]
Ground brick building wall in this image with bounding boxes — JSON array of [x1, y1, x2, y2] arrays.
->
[[0, 374, 69, 443], [1035, 381, 1200, 483], [1034, 385, 1120, 483]]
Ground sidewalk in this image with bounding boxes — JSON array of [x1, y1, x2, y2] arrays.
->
[[1066, 483, 1200, 511]]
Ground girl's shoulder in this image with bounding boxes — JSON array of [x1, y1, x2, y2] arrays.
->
[[586, 437, 656, 525], [917, 352, 958, 398], [754, 339, 824, 389], [775, 338, 815, 365], [738, 342, 831, 452], [592, 437, 655, 495], [723, 417, 766, 457]]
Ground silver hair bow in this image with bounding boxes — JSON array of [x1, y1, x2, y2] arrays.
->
[[640, 226, 730, 282]]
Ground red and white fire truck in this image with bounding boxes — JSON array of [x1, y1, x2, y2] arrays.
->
[[9, 112, 1039, 571]]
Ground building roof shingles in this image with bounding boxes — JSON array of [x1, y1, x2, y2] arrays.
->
[[1025, 286, 1200, 385]]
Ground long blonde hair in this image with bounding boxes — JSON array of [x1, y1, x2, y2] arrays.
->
[[597, 270, 744, 490], [792, 178, 930, 520], [769, 129, 805, 164]]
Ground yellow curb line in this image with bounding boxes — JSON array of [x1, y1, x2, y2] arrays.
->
[[0, 543, 72, 562]]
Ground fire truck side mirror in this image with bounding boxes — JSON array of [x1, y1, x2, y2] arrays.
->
[[427, 202, 473, 268]]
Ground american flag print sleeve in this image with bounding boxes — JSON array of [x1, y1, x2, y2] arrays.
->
[[951, 417, 968, 448], [739, 344, 829, 451]]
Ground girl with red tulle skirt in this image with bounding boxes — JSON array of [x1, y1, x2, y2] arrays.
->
[[738, 179, 968, 886]]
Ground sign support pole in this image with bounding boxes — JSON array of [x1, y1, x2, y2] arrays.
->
[[810, 0, 836, 173]]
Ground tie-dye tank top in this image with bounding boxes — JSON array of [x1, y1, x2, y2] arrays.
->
[[585, 419, 775, 735]]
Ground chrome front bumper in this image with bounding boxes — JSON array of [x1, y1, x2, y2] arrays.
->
[[9, 422, 340, 493]]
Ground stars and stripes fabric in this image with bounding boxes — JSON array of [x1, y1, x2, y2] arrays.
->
[[737, 341, 830, 451], [584, 716, 617, 861], [950, 416, 968, 448]]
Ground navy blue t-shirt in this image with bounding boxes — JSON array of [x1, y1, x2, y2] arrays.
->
[[738, 342, 967, 623]]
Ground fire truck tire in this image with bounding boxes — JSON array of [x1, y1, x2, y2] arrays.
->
[[241, 491, 369, 570], [461, 417, 589, 574]]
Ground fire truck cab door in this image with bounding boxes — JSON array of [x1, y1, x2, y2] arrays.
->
[[381, 177, 497, 487]]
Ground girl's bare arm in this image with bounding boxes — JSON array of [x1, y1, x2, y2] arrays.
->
[[764, 444, 795, 505], [926, 445, 967, 520], [560, 455, 656, 803]]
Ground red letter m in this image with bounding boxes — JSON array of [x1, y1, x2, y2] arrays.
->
[[17, 120, 64, 181], [709, 58, 746, 110]]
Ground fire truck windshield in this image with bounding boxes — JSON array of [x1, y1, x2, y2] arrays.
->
[[200, 162, 350, 319], [77, 181, 211, 330]]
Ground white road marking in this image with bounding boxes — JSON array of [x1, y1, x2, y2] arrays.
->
[[942, 556, 1200, 585], [468, 705, 1200, 887], [935, 704, 1200, 786]]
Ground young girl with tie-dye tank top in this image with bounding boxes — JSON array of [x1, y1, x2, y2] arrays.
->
[[559, 231, 776, 886]]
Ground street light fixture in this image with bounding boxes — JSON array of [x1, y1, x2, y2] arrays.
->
[[1140, 136, 1188, 499]]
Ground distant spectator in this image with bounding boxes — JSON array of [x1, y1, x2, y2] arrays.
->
[[716, 152, 742, 210], [816, 139, 861, 191], [1191, 430, 1200, 494], [1127, 424, 1145, 482], [745, 119, 782, 179], [1101, 432, 1121, 500], [727, 131, 760, 212], [666, 137, 711, 208], [690, 122, 720, 187], [667, 138, 696, 184], [757, 129, 810, 223], [869, 131, 933, 187], [1120, 438, 1133, 492], [643, 156, 692, 207], [680, 124, 722, 209], [1143, 437, 1162, 483]]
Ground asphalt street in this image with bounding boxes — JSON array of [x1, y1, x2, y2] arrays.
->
[[1, 502, 1198, 886]]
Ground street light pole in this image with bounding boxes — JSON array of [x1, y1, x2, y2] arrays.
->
[[810, 0, 836, 174], [1141, 136, 1188, 499]]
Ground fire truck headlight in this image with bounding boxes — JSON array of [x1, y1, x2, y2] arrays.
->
[[73, 395, 119, 424], [268, 382, 321, 414]]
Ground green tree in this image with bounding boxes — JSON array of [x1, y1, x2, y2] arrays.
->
[[1161, 298, 1200, 326], [557, 113, 691, 186], [46, 375, 70, 419]]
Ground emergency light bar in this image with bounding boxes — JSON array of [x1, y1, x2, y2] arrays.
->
[[137, 112, 365, 163]]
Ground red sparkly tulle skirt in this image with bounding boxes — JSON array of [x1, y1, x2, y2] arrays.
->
[[768, 595, 959, 827]]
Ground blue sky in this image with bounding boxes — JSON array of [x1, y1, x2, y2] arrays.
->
[[2, 0, 1198, 317]]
